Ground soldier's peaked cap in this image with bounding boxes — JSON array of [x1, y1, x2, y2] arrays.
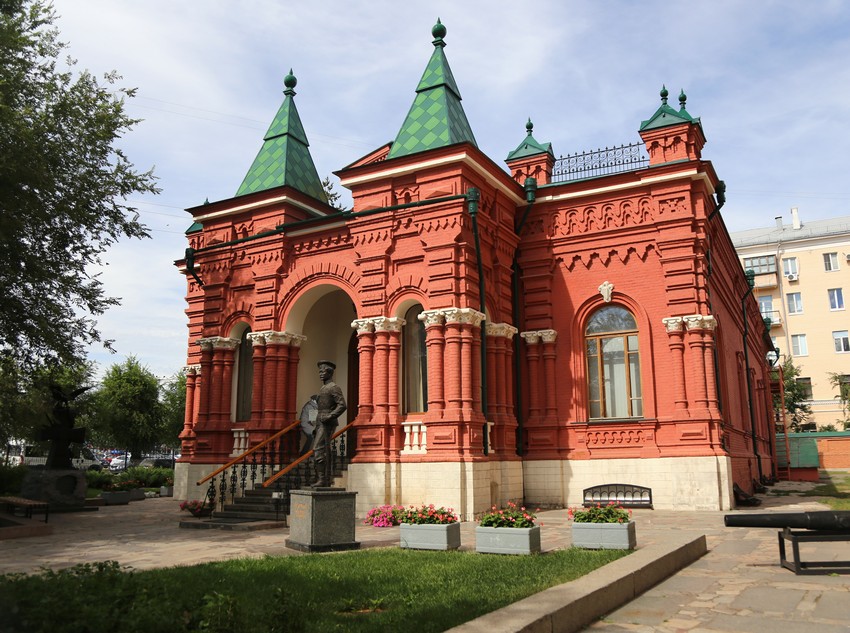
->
[[317, 360, 336, 370]]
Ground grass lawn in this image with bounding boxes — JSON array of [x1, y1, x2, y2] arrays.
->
[[0, 547, 629, 633]]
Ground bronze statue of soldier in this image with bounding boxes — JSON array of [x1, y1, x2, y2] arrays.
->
[[310, 360, 346, 487]]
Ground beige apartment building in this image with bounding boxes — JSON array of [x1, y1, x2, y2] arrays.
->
[[731, 209, 850, 430]]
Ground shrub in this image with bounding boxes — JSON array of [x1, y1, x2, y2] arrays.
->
[[397, 504, 459, 525], [568, 502, 632, 523], [0, 464, 27, 495], [86, 469, 114, 490], [107, 479, 143, 492], [363, 504, 406, 527], [120, 466, 173, 488], [479, 501, 538, 528]]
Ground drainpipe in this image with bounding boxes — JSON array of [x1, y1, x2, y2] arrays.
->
[[741, 269, 764, 483], [511, 177, 538, 455], [466, 187, 489, 455]]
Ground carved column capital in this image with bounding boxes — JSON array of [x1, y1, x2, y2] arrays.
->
[[701, 315, 718, 331], [486, 322, 518, 338], [200, 336, 239, 351], [538, 329, 558, 344], [662, 317, 685, 333], [418, 310, 446, 327], [683, 315, 706, 331], [197, 337, 217, 351], [520, 331, 542, 345], [351, 318, 376, 335], [375, 316, 404, 332], [247, 331, 271, 345], [184, 364, 201, 375], [265, 331, 292, 345], [288, 333, 307, 347]]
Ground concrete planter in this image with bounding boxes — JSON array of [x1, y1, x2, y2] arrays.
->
[[101, 491, 131, 505], [128, 488, 146, 501], [475, 526, 541, 555], [400, 522, 461, 551], [159, 486, 174, 497], [571, 521, 636, 550]]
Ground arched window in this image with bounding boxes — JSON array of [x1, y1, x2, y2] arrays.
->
[[585, 306, 642, 419], [235, 327, 253, 422], [402, 304, 428, 413]]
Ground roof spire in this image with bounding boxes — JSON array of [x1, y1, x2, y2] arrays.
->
[[387, 19, 477, 159], [235, 68, 328, 202], [678, 88, 687, 110], [660, 84, 669, 105], [526, 117, 534, 136], [432, 18, 446, 47]]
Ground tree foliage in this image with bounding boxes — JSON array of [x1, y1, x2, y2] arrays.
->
[[321, 175, 344, 211], [827, 372, 850, 430], [159, 370, 186, 448], [0, 0, 158, 370], [773, 357, 812, 432], [90, 357, 163, 460]]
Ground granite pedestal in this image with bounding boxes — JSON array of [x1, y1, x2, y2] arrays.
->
[[285, 488, 360, 552]]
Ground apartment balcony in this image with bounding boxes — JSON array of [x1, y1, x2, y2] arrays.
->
[[753, 273, 778, 289], [761, 310, 782, 328]]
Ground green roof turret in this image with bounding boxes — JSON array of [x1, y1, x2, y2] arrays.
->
[[506, 117, 553, 161], [387, 19, 477, 159], [639, 83, 698, 131], [235, 69, 327, 203]]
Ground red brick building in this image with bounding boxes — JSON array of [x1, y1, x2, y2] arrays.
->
[[175, 21, 776, 514]]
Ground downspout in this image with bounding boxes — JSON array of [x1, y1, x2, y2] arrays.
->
[[741, 269, 764, 483], [466, 187, 489, 455], [511, 177, 538, 456]]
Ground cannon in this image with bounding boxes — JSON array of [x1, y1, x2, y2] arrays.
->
[[724, 511, 850, 575], [724, 511, 850, 532]]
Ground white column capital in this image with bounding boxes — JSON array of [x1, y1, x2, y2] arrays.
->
[[662, 317, 685, 333], [486, 322, 518, 338]]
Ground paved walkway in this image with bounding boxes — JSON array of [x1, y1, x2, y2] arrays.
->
[[1, 478, 848, 632]]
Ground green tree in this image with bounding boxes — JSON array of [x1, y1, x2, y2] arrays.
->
[[91, 357, 163, 461], [159, 370, 187, 449], [0, 0, 158, 371], [321, 176, 345, 210], [773, 357, 812, 432], [827, 372, 850, 430]]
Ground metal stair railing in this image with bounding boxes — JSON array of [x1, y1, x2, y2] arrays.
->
[[195, 421, 301, 513]]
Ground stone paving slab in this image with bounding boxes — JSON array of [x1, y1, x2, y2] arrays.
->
[[1, 481, 849, 632]]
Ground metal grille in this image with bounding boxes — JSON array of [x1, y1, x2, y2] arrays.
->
[[552, 143, 648, 183]]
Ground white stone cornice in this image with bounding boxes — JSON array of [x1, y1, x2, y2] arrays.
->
[[486, 322, 518, 338], [520, 331, 542, 345], [662, 317, 685, 333]]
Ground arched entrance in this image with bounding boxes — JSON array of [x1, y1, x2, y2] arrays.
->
[[284, 285, 358, 426]]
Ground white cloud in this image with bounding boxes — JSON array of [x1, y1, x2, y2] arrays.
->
[[50, 0, 850, 374]]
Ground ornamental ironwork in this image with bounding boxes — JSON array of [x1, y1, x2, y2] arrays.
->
[[552, 142, 648, 183]]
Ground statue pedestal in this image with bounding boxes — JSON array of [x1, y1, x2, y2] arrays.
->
[[285, 488, 360, 552], [21, 469, 88, 512]]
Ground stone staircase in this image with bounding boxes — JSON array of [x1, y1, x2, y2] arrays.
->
[[180, 460, 348, 531]]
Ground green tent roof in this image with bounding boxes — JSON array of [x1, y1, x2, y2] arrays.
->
[[506, 118, 554, 161], [236, 71, 328, 203], [639, 85, 699, 131], [387, 20, 477, 160]]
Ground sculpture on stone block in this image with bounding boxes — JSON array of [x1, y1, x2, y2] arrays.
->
[[310, 361, 346, 487]]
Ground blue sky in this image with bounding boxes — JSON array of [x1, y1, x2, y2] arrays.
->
[[50, 0, 850, 379]]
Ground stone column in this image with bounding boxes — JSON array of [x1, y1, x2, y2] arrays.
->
[[419, 310, 446, 418], [684, 315, 709, 411], [443, 310, 464, 413], [520, 331, 542, 421], [286, 334, 306, 422], [485, 324, 499, 416], [540, 329, 558, 422], [196, 338, 216, 428], [467, 310, 485, 413], [266, 332, 292, 427], [662, 317, 688, 412], [214, 337, 239, 428], [181, 364, 200, 440], [352, 319, 376, 419], [247, 332, 267, 423], [386, 317, 404, 427], [373, 321, 391, 424], [459, 313, 474, 412], [701, 316, 720, 416]]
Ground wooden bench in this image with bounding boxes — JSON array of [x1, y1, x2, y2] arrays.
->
[[0, 496, 49, 523], [582, 484, 653, 509]]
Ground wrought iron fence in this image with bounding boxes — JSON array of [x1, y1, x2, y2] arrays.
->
[[551, 142, 648, 183]]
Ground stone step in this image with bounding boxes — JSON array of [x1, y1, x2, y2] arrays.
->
[[214, 509, 288, 521]]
